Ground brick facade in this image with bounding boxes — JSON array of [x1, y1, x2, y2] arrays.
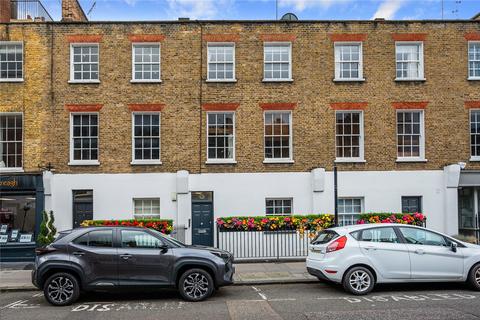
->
[[1, 20, 479, 174]]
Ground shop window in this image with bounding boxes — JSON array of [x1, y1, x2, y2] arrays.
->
[[0, 195, 36, 243]]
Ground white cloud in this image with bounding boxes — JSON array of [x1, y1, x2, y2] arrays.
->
[[278, 0, 348, 11], [123, 0, 137, 6], [372, 0, 405, 19], [165, 0, 234, 19]]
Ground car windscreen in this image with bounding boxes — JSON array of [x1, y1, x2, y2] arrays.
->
[[149, 229, 186, 248], [310, 230, 339, 245]]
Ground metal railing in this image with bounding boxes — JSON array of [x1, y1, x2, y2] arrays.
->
[[216, 229, 311, 262], [10, 0, 53, 22]]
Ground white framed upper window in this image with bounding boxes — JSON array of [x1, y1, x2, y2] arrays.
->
[[0, 42, 23, 82], [338, 198, 363, 226], [69, 113, 99, 165], [395, 42, 424, 81], [263, 42, 292, 81], [468, 41, 480, 80], [335, 111, 364, 162], [334, 42, 363, 81], [266, 198, 292, 216], [207, 43, 235, 82], [70, 43, 99, 83], [131, 112, 161, 165], [396, 110, 425, 161], [133, 198, 160, 219], [132, 43, 161, 82], [470, 110, 480, 161], [206, 112, 235, 163], [0, 113, 23, 171], [264, 111, 293, 163]]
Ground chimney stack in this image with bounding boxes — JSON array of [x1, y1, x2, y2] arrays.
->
[[62, 0, 88, 22], [0, 0, 12, 23]]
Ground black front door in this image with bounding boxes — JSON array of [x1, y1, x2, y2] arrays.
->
[[73, 190, 93, 228], [191, 192, 214, 247]]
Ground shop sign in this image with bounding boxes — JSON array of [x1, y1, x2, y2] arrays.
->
[[19, 234, 33, 243], [0, 224, 7, 234], [0, 175, 38, 191], [0, 235, 7, 243]]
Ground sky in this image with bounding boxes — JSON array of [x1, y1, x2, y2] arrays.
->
[[41, 0, 480, 21]]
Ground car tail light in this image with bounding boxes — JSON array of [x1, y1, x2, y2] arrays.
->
[[35, 247, 57, 256], [326, 236, 347, 253]]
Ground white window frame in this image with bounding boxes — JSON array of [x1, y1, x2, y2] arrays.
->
[[263, 111, 294, 163], [265, 198, 293, 216], [206, 42, 236, 82], [133, 198, 161, 219], [334, 42, 364, 81], [395, 41, 425, 81], [69, 112, 100, 166], [334, 110, 365, 163], [468, 41, 480, 81], [0, 41, 24, 82], [69, 43, 100, 84], [131, 42, 161, 83], [338, 197, 364, 226], [470, 109, 480, 161], [0, 112, 24, 172], [131, 112, 162, 165], [206, 111, 236, 164], [396, 109, 426, 162], [263, 42, 293, 82]]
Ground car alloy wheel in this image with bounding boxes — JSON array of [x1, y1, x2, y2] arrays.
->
[[475, 268, 480, 286], [183, 272, 209, 299], [349, 270, 371, 293], [47, 276, 74, 304]]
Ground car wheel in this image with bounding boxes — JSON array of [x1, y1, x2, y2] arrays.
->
[[468, 264, 480, 291], [43, 272, 80, 306], [178, 268, 214, 302], [343, 266, 375, 295]]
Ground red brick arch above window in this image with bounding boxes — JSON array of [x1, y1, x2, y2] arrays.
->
[[128, 104, 165, 112], [128, 34, 166, 42], [391, 33, 427, 41], [465, 33, 480, 41], [65, 104, 103, 112], [329, 34, 367, 42], [202, 103, 240, 111], [66, 35, 103, 43], [330, 102, 368, 110], [465, 101, 480, 109], [259, 34, 296, 42], [203, 34, 240, 42], [259, 103, 296, 110], [392, 102, 429, 109]]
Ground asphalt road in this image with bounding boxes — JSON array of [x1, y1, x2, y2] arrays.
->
[[1, 282, 480, 320]]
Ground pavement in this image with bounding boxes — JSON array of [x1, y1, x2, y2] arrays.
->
[[1, 282, 479, 319], [0, 261, 315, 291]]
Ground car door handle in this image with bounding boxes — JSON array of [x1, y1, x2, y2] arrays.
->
[[365, 246, 377, 250], [414, 249, 425, 255], [72, 251, 85, 257], [120, 254, 132, 260]]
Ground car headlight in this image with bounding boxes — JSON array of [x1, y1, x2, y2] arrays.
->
[[211, 251, 230, 263]]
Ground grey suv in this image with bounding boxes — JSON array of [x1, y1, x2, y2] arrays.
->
[[32, 226, 234, 306]]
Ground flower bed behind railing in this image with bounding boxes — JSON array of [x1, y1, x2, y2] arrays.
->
[[217, 213, 426, 232], [80, 219, 174, 234]]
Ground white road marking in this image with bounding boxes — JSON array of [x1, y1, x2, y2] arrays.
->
[[32, 293, 43, 298], [315, 293, 480, 304], [251, 286, 268, 300], [0, 300, 25, 310]]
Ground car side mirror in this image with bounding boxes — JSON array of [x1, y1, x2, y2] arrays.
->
[[450, 242, 457, 253], [158, 244, 169, 253]]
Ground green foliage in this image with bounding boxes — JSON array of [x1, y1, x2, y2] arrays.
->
[[47, 211, 57, 243], [36, 211, 50, 247]]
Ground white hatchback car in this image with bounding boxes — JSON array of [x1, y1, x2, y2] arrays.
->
[[306, 223, 480, 295]]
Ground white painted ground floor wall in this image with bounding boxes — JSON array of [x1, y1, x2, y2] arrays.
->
[[43, 164, 462, 245]]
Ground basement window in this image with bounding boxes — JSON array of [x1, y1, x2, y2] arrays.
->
[[266, 198, 292, 216], [0, 42, 23, 82]]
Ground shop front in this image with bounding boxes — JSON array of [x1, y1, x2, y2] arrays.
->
[[0, 173, 44, 262], [458, 171, 480, 243]]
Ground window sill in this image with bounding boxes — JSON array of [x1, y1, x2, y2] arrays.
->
[[468, 77, 480, 81], [469, 157, 480, 162], [205, 159, 237, 164], [396, 158, 427, 163], [262, 79, 293, 83], [0, 168, 24, 173], [68, 160, 100, 166], [394, 78, 426, 82], [68, 80, 100, 84], [130, 160, 162, 165], [333, 78, 365, 82], [130, 79, 162, 83], [205, 79, 237, 83], [0, 78, 24, 83], [335, 158, 366, 163], [263, 159, 294, 164]]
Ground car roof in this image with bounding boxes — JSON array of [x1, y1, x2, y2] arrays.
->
[[328, 223, 424, 233]]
